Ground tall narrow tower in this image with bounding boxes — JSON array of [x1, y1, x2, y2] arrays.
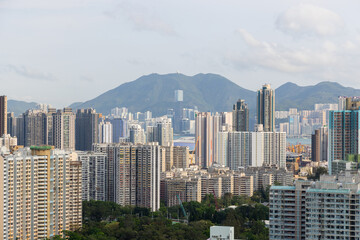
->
[[257, 84, 275, 132], [232, 99, 249, 131], [0, 96, 7, 136]]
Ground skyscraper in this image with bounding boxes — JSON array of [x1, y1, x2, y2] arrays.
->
[[0, 96, 7, 136], [311, 126, 328, 162], [7, 112, 16, 137], [328, 98, 360, 174], [75, 109, 99, 151], [232, 99, 249, 131], [257, 84, 275, 132], [53, 108, 76, 150], [23, 109, 47, 146]]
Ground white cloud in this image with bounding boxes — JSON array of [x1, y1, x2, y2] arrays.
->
[[0, 65, 57, 81], [276, 4, 344, 37], [228, 28, 358, 81], [104, 1, 177, 36]]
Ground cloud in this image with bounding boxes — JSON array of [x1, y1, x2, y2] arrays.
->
[[79, 76, 94, 83], [228, 28, 360, 81], [104, 2, 177, 36], [276, 4, 344, 37], [0, 65, 57, 81]]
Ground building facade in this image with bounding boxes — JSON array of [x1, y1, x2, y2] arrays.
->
[[0, 147, 82, 240], [270, 172, 360, 240], [257, 84, 275, 132], [232, 99, 249, 131]]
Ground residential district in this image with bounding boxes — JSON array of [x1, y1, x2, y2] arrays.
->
[[0, 84, 360, 239]]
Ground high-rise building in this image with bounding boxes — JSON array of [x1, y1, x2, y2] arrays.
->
[[270, 172, 360, 239], [0, 96, 7, 136], [257, 84, 275, 132], [162, 177, 201, 207], [157, 120, 173, 146], [220, 131, 286, 170], [98, 120, 113, 144], [78, 152, 107, 201], [129, 124, 146, 144], [23, 109, 47, 146], [15, 116, 24, 146], [6, 112, 16, 137], [53, 108, 76, 150], [328, 99, 360, 174], [110, 118, 128, 142], [174, 90, 183, 102], [288, 114, 300, 136], [195, 112, 223, 168], [22, 108, 76, 150], [146, 118, 173, 146], [0, 147, 82, 240], [75, 109, 99, 151], [172, 146, 189, 169], [232, 99, 249, 131], [311, 126, 328, 162], [93, 143, 161, 211]]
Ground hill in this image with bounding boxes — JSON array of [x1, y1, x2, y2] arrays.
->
[[275, 81, 360, 110], [8, 100, 38, 116], [70, 73, 257, 115]]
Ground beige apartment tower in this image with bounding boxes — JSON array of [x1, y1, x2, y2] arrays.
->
[[0, 147, 82, 240]]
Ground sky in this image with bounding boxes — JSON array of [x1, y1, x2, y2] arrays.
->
[[1, 0, 360, 107]]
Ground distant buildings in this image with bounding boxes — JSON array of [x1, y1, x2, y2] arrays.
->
[[257, 84, 275, 132], [217, 131, 286, 170], [161, 165, 292, 207]]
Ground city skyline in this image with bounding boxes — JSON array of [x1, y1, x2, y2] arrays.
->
[[1, 0, 360, 107]]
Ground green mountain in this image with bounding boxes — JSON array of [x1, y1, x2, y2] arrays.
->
[[69, 73, 257, 115], [275, 81, 360, 110], [8, 100, 38, 116]]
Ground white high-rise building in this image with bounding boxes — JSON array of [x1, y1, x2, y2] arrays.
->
[[99, 121, 113, 143], [78, 152, 107, 201], [218, 131, 286, 170], [174, 90, 183, 102]]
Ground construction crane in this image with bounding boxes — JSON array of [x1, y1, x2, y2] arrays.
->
[[177, 194, 188, 223]]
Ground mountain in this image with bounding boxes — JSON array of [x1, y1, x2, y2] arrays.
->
[[275, 81, 360, 110], [8, 100, 38, 116], [70, 73, 257, 115]]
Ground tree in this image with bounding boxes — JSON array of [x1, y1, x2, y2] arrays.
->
[[308, 167, 328, 180]]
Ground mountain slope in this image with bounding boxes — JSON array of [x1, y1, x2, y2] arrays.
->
[[8, 100, 38, 116], [70, 73, 257, 115], [276, 81, 360, 110]]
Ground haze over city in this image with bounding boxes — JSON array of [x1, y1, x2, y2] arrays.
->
[[1, 0, 360, 107]]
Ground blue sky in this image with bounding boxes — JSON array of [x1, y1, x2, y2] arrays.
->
[[1, 0, 360, 107]]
